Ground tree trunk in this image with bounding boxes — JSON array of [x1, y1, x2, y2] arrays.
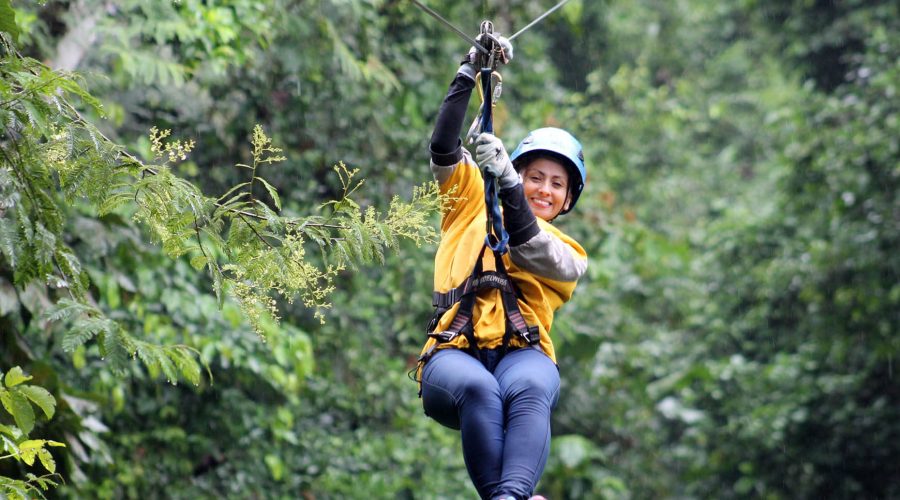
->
[[49, 0, 106, 71]]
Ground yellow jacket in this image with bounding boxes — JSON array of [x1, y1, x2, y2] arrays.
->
[[419, 151, 587, 364]]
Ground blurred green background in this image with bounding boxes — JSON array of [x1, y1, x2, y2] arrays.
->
[[1, 0, 898, 498]]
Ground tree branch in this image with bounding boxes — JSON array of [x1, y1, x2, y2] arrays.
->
[[56, 98, 350, 234]]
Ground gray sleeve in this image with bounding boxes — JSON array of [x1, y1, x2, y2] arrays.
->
[[509, 230, 587, 282], [431, 149, 472, 185]]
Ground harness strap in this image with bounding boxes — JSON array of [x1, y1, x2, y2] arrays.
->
[[433, 271, 521, 310], [478, 66, 510, 255], [431, 270, 534, 340], [420, 245, 540, 367], [492, 247, 540, 346]]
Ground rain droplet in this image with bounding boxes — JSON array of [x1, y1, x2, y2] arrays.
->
[[842, 192, 856, 206]]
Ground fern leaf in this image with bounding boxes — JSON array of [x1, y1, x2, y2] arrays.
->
[[200, 224, 226, 248], [61, 326, 97, 353], [255, 177, 282, 211], [216, 181, 251, 204], [21, 101, 51, 136], [61, 315, 111, 352], [42, 298, 95, 324], [97, 192, 134, 216], [29, 471, 62, 493], [46, 67, 104, 113], [100, 329, 130, 374], [166, 347, 201, 386], [135, 344, 162, 377], [53, 245, 87, 295], [156, 347, 178, 384]]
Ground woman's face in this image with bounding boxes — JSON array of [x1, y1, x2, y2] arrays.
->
[[520, 158, 571, 221]]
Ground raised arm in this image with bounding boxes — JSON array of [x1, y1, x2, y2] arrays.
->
[[429, 65, 477, 183], [430, 36, 513, 182]]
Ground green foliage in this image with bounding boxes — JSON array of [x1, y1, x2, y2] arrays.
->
[[1, 29, 441, 356], [1, 11, 442, 496], [3, 0, 899, 498], [669, 22, 900, 497], [0, 0, 17, 43], [540, 434, 629, 499], [0, 37, 211, 386], [0, 366, 65, 499], [127, 124, 442, 331], [552, 2, 900, 498]]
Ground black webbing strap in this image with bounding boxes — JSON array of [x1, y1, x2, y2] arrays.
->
[[420, 244, 540, 367], [433, 271, 519, 310], [492, 246, 541, 346]]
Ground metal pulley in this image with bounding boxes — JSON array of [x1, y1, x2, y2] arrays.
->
[[473, 20, 510, 71], [465, 20, 506, 143]]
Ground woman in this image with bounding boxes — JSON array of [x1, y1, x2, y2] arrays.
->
[[417, 37, 588, 500]]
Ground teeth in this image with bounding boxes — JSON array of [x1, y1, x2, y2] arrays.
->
[[530, 198, 551, 208]]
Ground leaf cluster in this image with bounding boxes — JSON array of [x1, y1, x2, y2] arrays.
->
[[0, 367, 64, 500]]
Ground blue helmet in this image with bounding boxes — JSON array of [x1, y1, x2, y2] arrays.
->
[[510, 127, 586, 215]]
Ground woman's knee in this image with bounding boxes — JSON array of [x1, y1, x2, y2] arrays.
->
[[422, 380, 461, 429], [497, 350, 560, 403], [506, 372, 558, 403], [456, 374, 502, 405], [423, 371, 499, 405], [423, 351, 499, 397], [421, 350, 502, 422]]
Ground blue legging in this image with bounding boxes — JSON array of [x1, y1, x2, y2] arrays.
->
[[421, 347, 560, 500]]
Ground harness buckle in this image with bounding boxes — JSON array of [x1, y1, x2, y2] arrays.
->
[[428, 330, 460, 343], [522, 325, 541, 345], [426, 314, 440, 334]]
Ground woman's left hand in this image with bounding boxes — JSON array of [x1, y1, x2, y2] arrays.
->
[[474, 133, 519, 189]]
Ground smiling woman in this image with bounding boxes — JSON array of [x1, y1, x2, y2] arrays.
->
[[415, 31, 589, 498], [520, 158, 571, 220]]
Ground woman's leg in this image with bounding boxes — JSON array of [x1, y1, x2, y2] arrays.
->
[[421, 349, 505, 499], [492, 348, 560, 499]]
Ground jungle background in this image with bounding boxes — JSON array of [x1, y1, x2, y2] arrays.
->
[[1, 0, 898, 498]]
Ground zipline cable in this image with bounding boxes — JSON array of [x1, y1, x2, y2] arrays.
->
[[508, 0, 573, 41], [408, 0, 574, 46], [409, 0, 489, 54]]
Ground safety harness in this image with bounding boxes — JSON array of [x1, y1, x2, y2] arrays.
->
[[417, 21, 540, 369], [421, 244, 541, 366]]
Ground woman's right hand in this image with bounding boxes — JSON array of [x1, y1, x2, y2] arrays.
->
[[459, 35, 513, 80]]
